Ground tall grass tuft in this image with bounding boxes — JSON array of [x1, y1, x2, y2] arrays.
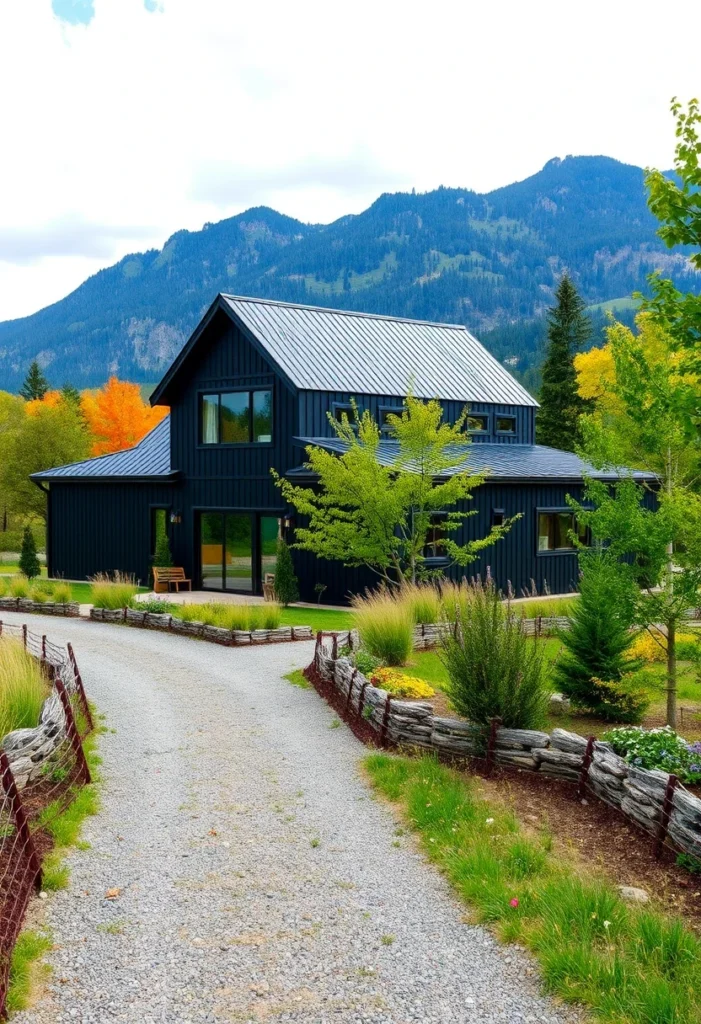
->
[[439, 580, 471, 623], [9, 575, 30, 599], [176, 601, 282, 631], [50, 582, 70, 605], [514, 595, 579, 619], [399, 583, 442, 625], [352, 589, 414, 666], [441, 580, 548, 729], [0, 639, 48, 738], [0, 577, 7, 598], [90, 571, 137, 609]]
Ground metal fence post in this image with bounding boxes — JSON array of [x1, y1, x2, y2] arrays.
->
[[54, 673, 92, 785], [66, 642, 94, 733], [653, 774, 679, 860], [577, 735, 596, 799], [0, 752, 42, 887]]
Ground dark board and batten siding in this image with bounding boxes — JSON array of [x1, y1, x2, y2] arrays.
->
[[298, 392, 535, 444]]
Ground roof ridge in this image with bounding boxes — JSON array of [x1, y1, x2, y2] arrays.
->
[[222, 293, 467, 330]]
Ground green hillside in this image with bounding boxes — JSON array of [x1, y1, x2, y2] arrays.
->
[[0, 155, 697, 392]]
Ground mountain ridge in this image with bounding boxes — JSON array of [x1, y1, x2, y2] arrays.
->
[[0, 155, 696, 392]]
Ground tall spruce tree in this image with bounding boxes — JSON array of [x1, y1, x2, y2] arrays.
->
[[19, 361, 49, 401], [537, 276, 591, 450]]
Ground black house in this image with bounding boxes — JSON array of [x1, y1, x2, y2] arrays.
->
[[32, 294, 648, 603]]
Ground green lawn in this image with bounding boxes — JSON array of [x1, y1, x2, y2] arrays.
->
[[280, 606, 355, 632]]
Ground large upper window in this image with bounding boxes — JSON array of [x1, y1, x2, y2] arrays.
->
[[538, 511, 588, 552], [201, 390, 272, 445]]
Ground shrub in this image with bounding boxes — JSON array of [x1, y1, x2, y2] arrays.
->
[[19, 526, 41, 580], [631, 629, 699, 664], [352, 590, 414, 666], [602, 725, 701, 784], [353, 648, 382, 676], [370, 667, 435, 700], [440, 580, 548, 729], [152, 530, 173, 568], [274, 538, 299, 606], [0, 639, 48, 738], [133, 598, 175, 614], [554, 552, 645, 722], [400, 583, 441, 625], [9, 576, 30, 599], [52, 583, 72, 605], [90, 571, 137, 609]]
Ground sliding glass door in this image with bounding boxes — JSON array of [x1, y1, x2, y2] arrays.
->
[[199, 512, 277, 593]]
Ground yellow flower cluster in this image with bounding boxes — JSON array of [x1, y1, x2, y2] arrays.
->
[[371, 667, 435, 700]]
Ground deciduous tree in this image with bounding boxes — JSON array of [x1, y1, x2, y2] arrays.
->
[[80, 377, 168, 455], [273, 395, 517, 587]]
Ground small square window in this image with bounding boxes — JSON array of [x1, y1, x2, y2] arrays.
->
[[333, 404, 356, 424], [538, 512, 588, 552], [379, 407, 401, 432], [467, 414, 489, 433], [492, 509, 505, 527], [424, 513, 448, 558], [496, 415, 516, 433]]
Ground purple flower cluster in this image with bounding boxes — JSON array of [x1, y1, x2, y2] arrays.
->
[[687, 741, 701, 775]]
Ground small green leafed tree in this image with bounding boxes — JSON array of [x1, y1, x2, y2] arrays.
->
[[274, 537, 299, 606], [273, 395, 517, 586], [19, 525, 41, 579], [553, 551, 647, 723], [536, 275, 591, 451], [19, 361, 49, 401]]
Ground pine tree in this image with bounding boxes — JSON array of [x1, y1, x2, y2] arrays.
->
[[60, 382, 81, 406], [19, 361, 49, 401], [536, 276, 591, 451], [274, 537, 299, 606], [553, 551, 646, 722], [19, 525, 41, 579]]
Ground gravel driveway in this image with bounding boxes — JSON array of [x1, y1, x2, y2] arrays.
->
[[7, 612, 574, 1024]]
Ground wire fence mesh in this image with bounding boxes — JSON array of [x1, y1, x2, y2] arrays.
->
[[0, 621, 92, 1016]]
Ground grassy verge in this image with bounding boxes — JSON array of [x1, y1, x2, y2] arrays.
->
[[6, 722, 103, 1012], [283, 669, 311, 689], [365, 752, 701, 1024], [279, 606, 355, 632]]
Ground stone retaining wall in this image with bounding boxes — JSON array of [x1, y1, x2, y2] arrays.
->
[[0, 597, 80, 617], [311, 636, 701, 862], [2, 691, 66, 790], [89, 606, 314, 645]]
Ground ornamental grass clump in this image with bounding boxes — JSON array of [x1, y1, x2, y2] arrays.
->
[[51, 583, 72, 605], [399, 583, 441, 625], [9, 576, 30, 599], [0, 639, 48, 738], [440, 580, 548, 729], [351, 590, 414, 667], [89, 571, 137, 610], [602, 725, 701, 785]]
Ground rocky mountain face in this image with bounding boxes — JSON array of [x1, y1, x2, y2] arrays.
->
[[1, 155, 697, 392]]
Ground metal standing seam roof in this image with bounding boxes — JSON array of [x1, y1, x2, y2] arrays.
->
[[290, 437, 658, 483], [31, 415, 174, 482], [222, 295, 538, 407]]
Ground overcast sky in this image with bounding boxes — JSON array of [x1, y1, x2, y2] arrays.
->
[[0, 0, 699, 322]]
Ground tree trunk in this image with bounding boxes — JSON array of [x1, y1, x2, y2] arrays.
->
[[666, 617, 677, 729]]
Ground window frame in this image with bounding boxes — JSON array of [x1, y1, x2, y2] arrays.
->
[[198, 386, 274, 447], [467, 412, 490, 435], [423, 511, 451, 564], [377, 404, 402, 434], [492, 508, 505, 528], [535, 506, 589, 556], [331, 402, 359, 429], [495, 414, 517, 435]]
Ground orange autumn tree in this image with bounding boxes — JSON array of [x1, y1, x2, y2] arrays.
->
[[81, 377, 168, 456]]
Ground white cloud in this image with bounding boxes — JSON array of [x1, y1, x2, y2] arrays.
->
[[0, 0, 700, 321]]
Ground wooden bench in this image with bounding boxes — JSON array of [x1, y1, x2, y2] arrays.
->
[[153, 567, 192, 593]]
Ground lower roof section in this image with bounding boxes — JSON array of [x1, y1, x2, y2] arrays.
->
[[290, 438, 657, 484], [31, 415, 177, 484]]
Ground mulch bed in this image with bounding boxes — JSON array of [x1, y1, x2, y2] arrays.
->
[[474, 764, 701, 926]]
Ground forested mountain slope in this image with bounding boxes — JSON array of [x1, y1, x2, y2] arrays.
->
[[1, 155, 697, 391]]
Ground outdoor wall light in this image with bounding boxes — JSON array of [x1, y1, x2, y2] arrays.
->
[[170, 510, 182, 525]]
